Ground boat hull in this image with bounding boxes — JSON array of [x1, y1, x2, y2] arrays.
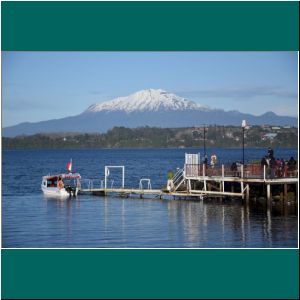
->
[[41, 185, 77, 197]]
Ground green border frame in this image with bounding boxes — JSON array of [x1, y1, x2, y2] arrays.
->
[[1, 1, 299, 299], [2, 249, 299, 299], [1, 1, 299, 51]]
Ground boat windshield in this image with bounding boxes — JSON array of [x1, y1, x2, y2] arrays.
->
[[47, 177, 58, 187]]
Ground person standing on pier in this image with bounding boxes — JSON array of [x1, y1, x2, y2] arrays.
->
[[269, 156, 276, 178], [261, 156, 268, 177], [287, 156, 297, 176], [267, 147, 274, 159], [167, 170, 174, 192], [210, 154, 217, 168]]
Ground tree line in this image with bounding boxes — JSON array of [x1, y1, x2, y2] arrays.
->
[[2, 125, 298, 150]]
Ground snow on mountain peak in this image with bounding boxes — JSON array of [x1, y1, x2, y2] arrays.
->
[[86, 89, 209, 113]]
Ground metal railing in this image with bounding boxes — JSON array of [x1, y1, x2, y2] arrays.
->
[[184, 163, 298, 179], [80, 178, 115, 190], [139, 178, 152, 190], [172, 168, 184, 186]]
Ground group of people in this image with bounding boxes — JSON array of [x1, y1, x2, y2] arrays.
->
[[260, 147, 297, 178]]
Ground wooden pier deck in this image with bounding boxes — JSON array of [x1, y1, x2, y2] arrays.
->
[[80, 177, 297, 199], [79, 162, 298, 204], [80, 188, 208, 198]]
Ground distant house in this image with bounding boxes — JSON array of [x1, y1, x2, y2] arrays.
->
[[262, 133, 277, 140], [271, 126, 281, 130]]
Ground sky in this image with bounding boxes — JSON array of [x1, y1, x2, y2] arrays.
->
[[1, 52, 298, 127]]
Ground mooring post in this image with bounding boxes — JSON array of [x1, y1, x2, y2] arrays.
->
[[267, 184, 271, 206]]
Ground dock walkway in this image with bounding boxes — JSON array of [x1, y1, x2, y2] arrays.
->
[[79, 162, 298, 204]]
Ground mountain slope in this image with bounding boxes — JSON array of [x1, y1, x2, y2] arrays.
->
[[85, 89, 208, 113], [3, 89, 297, 137]]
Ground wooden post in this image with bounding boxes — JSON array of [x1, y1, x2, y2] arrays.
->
[[283, 183, 288, 205], [207, 182, 211, 191], [241, 165, 244, 199], [267, 184, 271, 206], [222, 164, 225, 192], [295, 183, 298, 209], [246, 184, 250, 203], [231, 183, 234, 193]]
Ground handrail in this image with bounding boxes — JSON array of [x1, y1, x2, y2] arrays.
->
[[184, 163, 298, 179], [173, 168, 183, 182], [139, 178, 152, 190]]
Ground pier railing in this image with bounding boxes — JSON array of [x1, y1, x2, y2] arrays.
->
[[184, 163, 298, 179], [80, 178, 115, 190]]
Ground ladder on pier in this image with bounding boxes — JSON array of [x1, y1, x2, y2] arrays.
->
[[172, 168, 186, 191]]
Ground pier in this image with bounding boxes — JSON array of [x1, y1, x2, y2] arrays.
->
[[79, 154, 298, 205]]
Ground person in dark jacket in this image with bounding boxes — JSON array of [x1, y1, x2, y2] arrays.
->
[[269, 156, 276, 178], [287, 156, 297, 171], [267, 147, 274, 159], [280, 158, 286, 177], [230, 162, 238, 176], [261, 156, 268, 167]]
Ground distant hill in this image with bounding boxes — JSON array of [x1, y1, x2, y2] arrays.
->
[[3, 89, 297, 137], [2, 125, 298, 150]]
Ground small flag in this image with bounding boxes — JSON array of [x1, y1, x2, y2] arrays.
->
[[66, 159, 72, 172]]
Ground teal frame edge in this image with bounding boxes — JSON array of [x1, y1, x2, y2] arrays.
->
[[1, 1, 299, 51], [2, 249, 299, 299], [1, 1, 299, 299]]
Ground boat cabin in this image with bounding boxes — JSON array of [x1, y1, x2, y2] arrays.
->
[[42, 173, 81, 188]]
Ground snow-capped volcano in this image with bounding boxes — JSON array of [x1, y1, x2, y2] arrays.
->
[[3, 89, 297, 137], [86, 89, 208, 113]]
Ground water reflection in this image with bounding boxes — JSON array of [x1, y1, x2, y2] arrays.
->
[[3, 194, 298, 248], [165, 199, 297, 248]]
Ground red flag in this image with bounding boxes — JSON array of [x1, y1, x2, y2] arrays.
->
[[66, 160, 72, 172]]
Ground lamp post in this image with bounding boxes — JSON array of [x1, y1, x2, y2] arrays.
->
[[203, 125, 207, 165], [242, 120, 247, 165]]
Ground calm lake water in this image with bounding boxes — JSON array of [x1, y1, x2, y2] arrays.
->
[[2, 148, 298, 248]]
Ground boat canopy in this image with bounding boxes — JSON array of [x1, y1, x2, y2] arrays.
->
[[43, 173, 81, 180], [61, 173, 81, 179]]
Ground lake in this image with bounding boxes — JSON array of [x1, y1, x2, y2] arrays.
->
[[2, 148, 298, 248]]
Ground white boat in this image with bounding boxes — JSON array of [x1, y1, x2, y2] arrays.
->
[[41, 173, 81, 197]]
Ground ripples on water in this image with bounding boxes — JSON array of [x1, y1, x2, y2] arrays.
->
[[2, 148, 298, 248]]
